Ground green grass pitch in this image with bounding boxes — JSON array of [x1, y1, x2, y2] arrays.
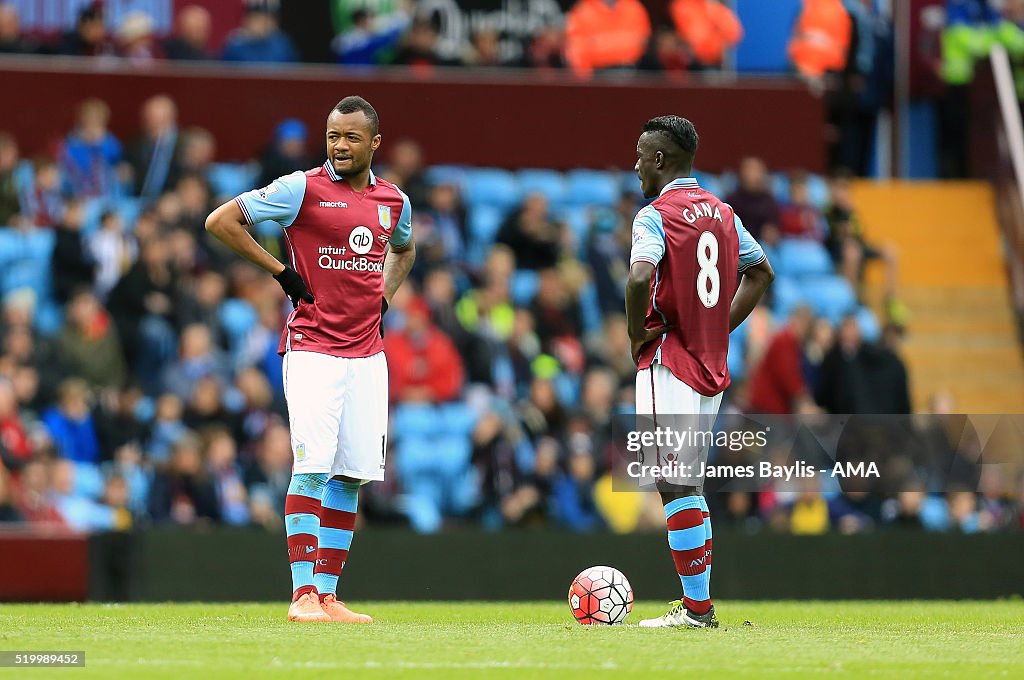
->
[[1, 601, 1022, 678]]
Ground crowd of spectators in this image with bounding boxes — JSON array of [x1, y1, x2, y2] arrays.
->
[[0, 88, 1021, 537]]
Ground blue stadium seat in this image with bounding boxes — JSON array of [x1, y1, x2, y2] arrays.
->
[[801, 275, 858, 323], [425, 164, 467, 187], [554, 206, 590, 249], [35, 300, 64, 336], [728, 342, 746, 381], [207, 163, 259, 199], [25, 229, 55, 260], [774, 238, 834, 278], [0, 229, 21, 265], [806, 174, 830, 209], [510, 269, 540, 306], [855, 306, 881, 343], [467, 204, 505, 245], [771, 173, 791, 202], [620, 170, 643, 199], [433, 435, 473, 479], [566, 170, 620, 207], [219, 299, 258, 347], [693, 170, 723, 197], [116, 198, 142, 229], [770, 275, 803, 319], [392, 403, 442, 441], [717, 171, 738, 196], [437, 402, 479, 439], [80, 197, 106, 235], [517, 169, 568, 208], [461, 168, 521, 210]]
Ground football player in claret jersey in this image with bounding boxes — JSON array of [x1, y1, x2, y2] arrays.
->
[[205, 96, 416, 623], [626, 116, 774, 628]]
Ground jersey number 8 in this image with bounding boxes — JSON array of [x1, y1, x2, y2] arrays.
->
[[696, 231, 720, 308]]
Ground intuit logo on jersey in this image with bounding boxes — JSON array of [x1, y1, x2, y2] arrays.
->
[[682, 202, 723, 223], [319, 200, 348, 208]]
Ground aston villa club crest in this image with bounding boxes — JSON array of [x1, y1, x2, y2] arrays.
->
[[378, 205, 392, 230]]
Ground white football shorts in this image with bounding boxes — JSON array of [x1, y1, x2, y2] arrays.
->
[[283, 350, 388, 482], [635, 363, 723, 490]]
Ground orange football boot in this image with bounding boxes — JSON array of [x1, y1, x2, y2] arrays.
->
[[320, 594, 373, 623], [287, 592, 331, 622]]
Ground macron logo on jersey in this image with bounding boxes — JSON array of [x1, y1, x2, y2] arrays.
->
[[319, 201, 348, 208]]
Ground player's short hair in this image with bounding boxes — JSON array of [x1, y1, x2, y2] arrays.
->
[[642, 116, 699, 155], [332, 96, 379, 135]]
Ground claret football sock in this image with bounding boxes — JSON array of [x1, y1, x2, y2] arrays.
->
[[285, 472, 328, 601], [313, 479, 360, 600], [664, 496, 712, 615]]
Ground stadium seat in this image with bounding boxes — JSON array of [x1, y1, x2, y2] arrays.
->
[[207, 163, 259, 199], [770, 275, 803, 319], [855, 306, 881, 343], [461, 168, 521, 210], [693, 170, 723, 197], [0, 228, 21, 265], [467, 204, 505, 246], [79, 197, 106, 235], [553, 206, 590, 250], [219, 299, 258, 348], [117, 198, 142, 229], [774, 238, 834, 278], [806, 174, 830, 209], [771, 172, 790, 202], [620, 170, 643, 199], [34, 300, 64, 336], [801, 275, 858, 323], [517, 169, 569, 208], [25, 228, 55, 260], [391, 403, 442, 441], [509, 270, 540, 306], [566, 170, 620, 208], [425, 164, 467, 187], [727, 342, 746, 380], [437, 402, 479, 439]]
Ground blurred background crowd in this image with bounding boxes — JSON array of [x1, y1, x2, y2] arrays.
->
[[0, 81, 1020, 537], [0, 0, 1021, 539]]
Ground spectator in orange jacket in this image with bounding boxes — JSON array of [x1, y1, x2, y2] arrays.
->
[[384, 297, 465, 403], [670, 0, 743, 68], [788, 0, 852, 81], [565, 0, 651, 76]]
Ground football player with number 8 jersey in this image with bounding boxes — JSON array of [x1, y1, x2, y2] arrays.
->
[[626, 116, 774, 629]]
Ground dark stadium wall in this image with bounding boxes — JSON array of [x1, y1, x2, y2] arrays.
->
[[80, 529, 1024, 602], [0, 58, 826, 172], [0, 531, 88, 602]]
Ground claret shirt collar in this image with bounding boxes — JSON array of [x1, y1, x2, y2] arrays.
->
[[323, 160, 377, 186], [659, 177, 700, 196]]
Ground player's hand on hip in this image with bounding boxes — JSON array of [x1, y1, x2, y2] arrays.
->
[[630, 326, 671, 365], [273, 265, 314, 309]]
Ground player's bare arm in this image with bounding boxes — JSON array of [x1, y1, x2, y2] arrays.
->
[[205, 200, 286, 276], [728, 257, 774, 332], [383, 238, 416, 304], [625, 260, 670, 365]]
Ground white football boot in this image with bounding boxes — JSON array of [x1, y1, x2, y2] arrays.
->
[[639, 600, 719, 628]]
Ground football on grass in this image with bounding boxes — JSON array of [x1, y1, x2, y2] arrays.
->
[[568, 566, 633, 625]]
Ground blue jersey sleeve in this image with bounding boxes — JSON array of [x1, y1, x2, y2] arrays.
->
[[629, 205, 665, 266], [235, 171, 306, 228], [735, 214, 767, 272], [389, 189, 412, 248]]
